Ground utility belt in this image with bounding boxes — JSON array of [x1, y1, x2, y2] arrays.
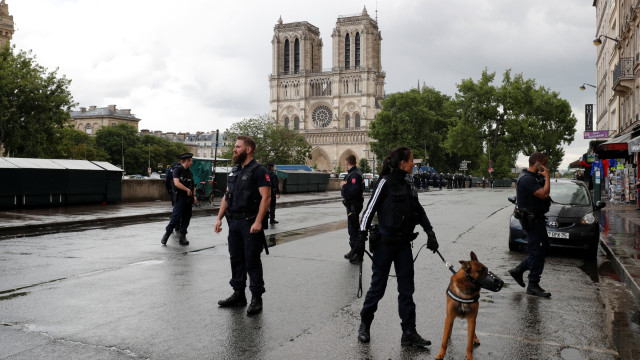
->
[[514, 207, 545, 231], [226, 211, 258, 220], [342, 198, 364, 210]]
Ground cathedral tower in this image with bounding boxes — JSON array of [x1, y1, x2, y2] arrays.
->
[[0, 0, 14, 47], [269, 7, 385, 172]]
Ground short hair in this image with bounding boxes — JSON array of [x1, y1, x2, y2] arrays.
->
[[528, 152, 547, 166], [237, 136, 256, 154], [345, 154, 357, 166]]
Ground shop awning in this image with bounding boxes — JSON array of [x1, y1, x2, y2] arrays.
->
[[628, 136, 640, 153], [596, 132, 632, 152]]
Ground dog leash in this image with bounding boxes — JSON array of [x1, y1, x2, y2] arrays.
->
[[435, 249, 456, 275]]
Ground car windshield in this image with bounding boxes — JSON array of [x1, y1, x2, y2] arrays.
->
[[549, 182, 591, 206]]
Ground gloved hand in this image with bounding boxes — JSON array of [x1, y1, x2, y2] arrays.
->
[[426, 229, 439, 253], [350, 231, 367, 264]]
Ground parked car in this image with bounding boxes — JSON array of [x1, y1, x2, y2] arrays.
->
[[339, 172, 348, 180], [507, 179, 606, 258]]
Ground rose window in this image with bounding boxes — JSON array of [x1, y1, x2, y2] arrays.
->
[[312, 105, 333, 128]]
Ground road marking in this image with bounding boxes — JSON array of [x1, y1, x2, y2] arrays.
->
[[467, 330, 619, 356]]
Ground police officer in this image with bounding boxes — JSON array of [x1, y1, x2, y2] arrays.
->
[[352, 147, 439, 347], [508, 152, 552, 298], [161, 153, 196, 246], [164, 161, 181, 233], [267, 163, 280, 224], [341, 154, 364, 261], [215, 136, 271, 315]]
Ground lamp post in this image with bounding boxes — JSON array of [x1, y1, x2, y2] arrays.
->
[[579, 83, 596, 91], [593, 35, 619, 46], [362, 148, 370, 172]]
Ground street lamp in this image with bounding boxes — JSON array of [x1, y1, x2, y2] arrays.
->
[[593, 35, 619, 46], [579, 83, 596, 91]]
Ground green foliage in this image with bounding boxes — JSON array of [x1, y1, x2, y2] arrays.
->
[[446, 69, 576, 178], [49, 126, 108, 160], [369, 87, 457, 172], [335, 163, 343, 174], [0, 45, 76, 157], [94, 123, 188, 174], [358, 157, 371, 173], [223, 114, 312, 164]]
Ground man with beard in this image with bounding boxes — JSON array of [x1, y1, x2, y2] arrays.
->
[[215, 136, 271, 315]]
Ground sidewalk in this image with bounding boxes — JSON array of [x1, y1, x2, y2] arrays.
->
[[0, 191, 349, 239], [599, 198, 640, 302]]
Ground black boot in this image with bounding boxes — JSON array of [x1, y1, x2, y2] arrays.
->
[[526, 283, 551, 298], [178, 234, 189, 246], [401, 329, 431, 347], [161, 231, 171, 245], [270, 219, 279, 224], [508, 265, 526, 288], [246, 294, 263, 315], [357, 322, 370, 343], [344, 248, 354, 259], [349, 252, 363, 264], [218, 291, 247, 307]]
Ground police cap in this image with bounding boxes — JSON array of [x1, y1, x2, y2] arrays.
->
[[267, 163, 275, 167], [176, 152, 193, 160]]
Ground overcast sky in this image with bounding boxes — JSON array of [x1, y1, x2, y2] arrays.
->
[[9, 0, 596, 168]]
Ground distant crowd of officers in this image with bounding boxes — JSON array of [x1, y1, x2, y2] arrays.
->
[[411, 171, 495, 190]]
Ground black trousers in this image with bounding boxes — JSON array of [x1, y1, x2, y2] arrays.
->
[[346, 203, 363, 248], [227, 217, 265, 295], [360, 241, 416, 331], [166, 196, 191, 234], [270, 194, 277, 220], [518, 218, 548, 285]]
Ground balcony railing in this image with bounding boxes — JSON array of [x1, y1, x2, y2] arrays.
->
[[613, 57, 634, 87]]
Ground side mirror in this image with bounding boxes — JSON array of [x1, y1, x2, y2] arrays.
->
[[507, 196, 516, 204], [595, 201, 606, 210]]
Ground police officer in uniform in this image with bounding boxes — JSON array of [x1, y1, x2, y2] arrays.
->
[[161, 153, 196, 246], [267, 163, 280, 224], [352, 147, 439, 347], [215, 136, 271, 315], [341, 154, 364, 261], [164, 161, 181, 233], [508, 152, 552, 298]]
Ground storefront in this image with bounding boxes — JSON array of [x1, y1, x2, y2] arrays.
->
[[595, 132, 638, 204]]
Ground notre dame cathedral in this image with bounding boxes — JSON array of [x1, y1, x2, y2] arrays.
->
[[269, 7, 385, 172]]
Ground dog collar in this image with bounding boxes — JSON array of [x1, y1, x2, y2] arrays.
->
[[446, 287, 480, 304]]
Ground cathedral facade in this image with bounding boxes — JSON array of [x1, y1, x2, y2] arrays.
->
[[269, 7, 385, 172], [0, 0, 14, 48]]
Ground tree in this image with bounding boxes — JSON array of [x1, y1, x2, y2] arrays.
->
[[368, 87, 457, 172], [222, 114, 312, 164], [0, 45, 76, 157], [94, 123, 139, 169], [49, 126, 108, 160], [446, 69, 576, 178], [358, 157, 371, 173]]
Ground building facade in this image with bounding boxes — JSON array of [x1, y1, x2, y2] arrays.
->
[[69, 105, 141, 135], [0, 0, 14, 48], [269, 7, 385, 171]]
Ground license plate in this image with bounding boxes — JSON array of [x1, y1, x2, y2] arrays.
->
[[547, 231, 569, 239]]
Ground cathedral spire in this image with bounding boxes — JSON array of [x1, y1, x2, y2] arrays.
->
[[362, 5, 368, 16], [278, 15, 283, 25]]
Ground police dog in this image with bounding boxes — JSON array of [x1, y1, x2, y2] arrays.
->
[[435, 251, 503, 360]]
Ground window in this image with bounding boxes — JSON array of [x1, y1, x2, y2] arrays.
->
[[111, 123, 116, 127], [284, 117, 289, 129], [355, 114, 361, 128], [355, 33, 360, 68], [284, 39, 290, 74], [345, 114, 350, 128], [345, 34, 350, 69], [294, 117, 300, 130], [85, 123, 92, 135], [294, 38, 300, 73], [312, 106, 332, 128]]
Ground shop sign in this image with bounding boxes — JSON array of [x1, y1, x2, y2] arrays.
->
[[628, 137, 640, 153], [584, 130, 609, 139], [585, 104, 593, 131], [617, 164, 624, 169]]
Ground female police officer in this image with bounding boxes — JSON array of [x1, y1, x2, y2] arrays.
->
[[352, 147, 439, 347]]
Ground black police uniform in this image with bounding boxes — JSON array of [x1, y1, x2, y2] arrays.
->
[[225, 159, 271, 296], [164, 162, 182, 230], [514, 170, 551, 287], [341, 166, 364, 254], [268, 166, 280, 223], [165, 163, 194, 236], [358, 169, 436, 333]]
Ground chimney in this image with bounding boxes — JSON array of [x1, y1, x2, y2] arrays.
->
[[89, 105, 97, 111], [121, 109, 131, 115], [80, 107, 86, 113], [140, 129, 150, 136], [108, 105, 116, 112], [153, 130, 163, 137], [176, 132, 186, 141]]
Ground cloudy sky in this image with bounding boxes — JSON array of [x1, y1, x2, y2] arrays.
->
[[9, 0, 596, 168]]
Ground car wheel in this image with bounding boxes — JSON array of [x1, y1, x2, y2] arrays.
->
[[508, 232, 518, 251]]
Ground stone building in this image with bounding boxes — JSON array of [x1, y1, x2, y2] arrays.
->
[[69, 105, 141, 135], [0, 0, 14, 47], [269, 7, 385, 171]]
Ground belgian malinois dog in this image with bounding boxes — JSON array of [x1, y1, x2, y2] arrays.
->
[[435, 251, 503, 360]]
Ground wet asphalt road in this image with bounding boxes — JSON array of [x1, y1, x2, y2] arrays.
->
[[1, 188, 638, 359]]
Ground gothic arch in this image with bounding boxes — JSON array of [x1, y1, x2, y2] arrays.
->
[[309, 147, 332, 172], [338, 149, 358, 167], [77, 123, 84, 132]]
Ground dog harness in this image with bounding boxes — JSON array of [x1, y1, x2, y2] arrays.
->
[[446, 286, 480, 304]]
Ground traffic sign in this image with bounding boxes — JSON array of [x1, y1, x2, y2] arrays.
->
[[489, 168, 493, 173]]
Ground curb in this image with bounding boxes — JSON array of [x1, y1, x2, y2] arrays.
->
[[599, 236, 640, 303], [0, 195, 347, 240]]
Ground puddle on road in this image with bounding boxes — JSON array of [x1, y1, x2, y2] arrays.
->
[[266, 220, 347, 247], [0, 291, 28, 301], [600, 209, 640, 261]]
